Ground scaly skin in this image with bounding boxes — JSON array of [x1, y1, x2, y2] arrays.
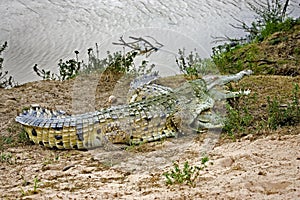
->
[[16, 70, 252, 149]]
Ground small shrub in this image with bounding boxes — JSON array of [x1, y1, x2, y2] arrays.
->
[[33, 36, 162, 81], [33, 53, 81, 81], [0, 41, 15, 88], [17, 130, 30, 144], [0, 152, 12, 164], [57, 58, 81, 80], [33, 44, 154, 81], [211, 0, 298, 74], [267, 83, 300, 129], [236, 0, 294, 42], [163, 160, 207, 187], [223, 103, 254, 137], [201, 156, 209, 165], [1, 135, 14, 144], [176, 49, 219, 78], [33, 64, 56, 80], [1, 124, 30, 149]]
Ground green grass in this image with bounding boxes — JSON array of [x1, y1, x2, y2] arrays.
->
[[211, 0, 299, 76], [223, 83, 300, 138], [0, 124, 30, 150], [267, 83, 300, 129], [0, 152, 12, 164], [20, 176, 41, 196], [223, 102, 254, 139]]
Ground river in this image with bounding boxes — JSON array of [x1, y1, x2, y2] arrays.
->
[[0, 0, 299, 84]]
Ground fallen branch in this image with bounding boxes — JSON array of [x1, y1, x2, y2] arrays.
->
[[112, 36, 163, 57]]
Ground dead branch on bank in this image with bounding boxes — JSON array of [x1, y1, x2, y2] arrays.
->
[[112, 36, 164, 57]]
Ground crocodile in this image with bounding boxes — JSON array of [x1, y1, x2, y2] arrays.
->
[[16, 70, 252, 149]]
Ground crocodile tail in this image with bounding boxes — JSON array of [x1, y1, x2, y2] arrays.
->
[[15, 106, 81, 149]]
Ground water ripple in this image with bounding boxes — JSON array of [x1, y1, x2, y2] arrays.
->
[[0, 0, 299, 83]]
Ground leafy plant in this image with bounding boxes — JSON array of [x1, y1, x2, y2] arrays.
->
[[20, 176, 41, 196], [0, 41, 15, 88], [42, 152, 60, 166], [176, 49, 218, 78], [57, 58, 81, 80], [83, 45, 136, 74], [33, 51, 81, 81], [229, 0, 293, 42], [245, 0, 292, 40], [267, 83, 300, 129], [1, 135, 13, 144], [211, 0, 298, 74], [33, 64, 57, 80], [33, 38, 158, 81], [0, 124, 30, 150], [0, 152, 12, 164], [33, 177, 40, 193], [223, 102, 254, 137], [163, 159, 208, 187], [17, 130, 30, 144]]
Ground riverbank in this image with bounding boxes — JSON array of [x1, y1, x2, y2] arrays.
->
[[1, 21, 300, 200], [0, 73, 299, 199]]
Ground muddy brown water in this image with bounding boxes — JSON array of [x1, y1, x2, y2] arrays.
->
[[1, 0, 299, 84]]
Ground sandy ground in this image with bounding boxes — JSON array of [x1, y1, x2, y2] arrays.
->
[[0, 72, 299, 199]]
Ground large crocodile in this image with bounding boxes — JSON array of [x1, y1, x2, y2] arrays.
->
[[16, 70, 252, 149]]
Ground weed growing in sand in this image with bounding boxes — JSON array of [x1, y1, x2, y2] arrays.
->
[[42, 152, 60, 166], [201, 156, 209, 164], [0, 124, 30, 149], [20, 176, 41, 196], [1, 135, 13, 144], [17, 130, 30, 144], [33, 177, 40, 193], [163, 158, 208, 187], [267, 83, 300, 129], [0, 152, 12, 164]]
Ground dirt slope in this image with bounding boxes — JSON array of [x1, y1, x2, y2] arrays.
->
[[0, 72, 299, 199]]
